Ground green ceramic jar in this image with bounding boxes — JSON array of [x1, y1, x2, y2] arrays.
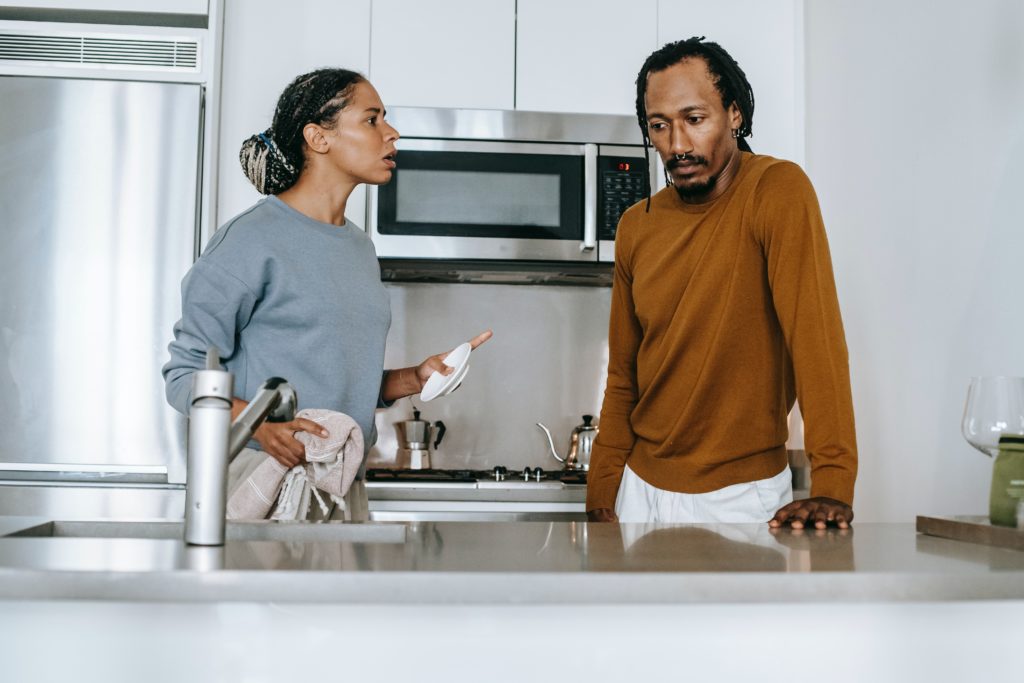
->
[[990, 435, 1024, 527]]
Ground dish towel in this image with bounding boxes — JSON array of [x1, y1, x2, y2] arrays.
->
[[226, 409, 364, 521]]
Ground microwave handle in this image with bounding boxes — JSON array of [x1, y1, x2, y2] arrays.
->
[[581, 143, 598, 252]]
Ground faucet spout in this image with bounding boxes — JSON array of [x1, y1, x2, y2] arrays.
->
[[184, 347, 296, 546], [227, 377, 296, 461]]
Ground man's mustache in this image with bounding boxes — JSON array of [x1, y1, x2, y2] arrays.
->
[[667, 154, 708, 170]]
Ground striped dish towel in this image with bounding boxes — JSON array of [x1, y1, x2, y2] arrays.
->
[[226, 409, 364, 521]]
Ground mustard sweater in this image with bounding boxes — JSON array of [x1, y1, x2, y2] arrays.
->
[[586, 153, 857, 511]]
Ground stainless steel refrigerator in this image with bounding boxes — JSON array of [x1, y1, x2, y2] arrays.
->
[[0, 74, 200, 516]]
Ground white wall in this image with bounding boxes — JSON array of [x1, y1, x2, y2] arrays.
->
[[369, 284, 611, 471], [805, 0, 1024, 521]]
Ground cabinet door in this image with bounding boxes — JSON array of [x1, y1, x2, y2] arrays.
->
[[218, 0, 372, 231], [370, 0, 515, 110], [657, 0, 803, 163], [516, 0, 658, 115]]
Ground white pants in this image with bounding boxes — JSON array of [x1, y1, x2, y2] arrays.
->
[[614, 464, 793, 523]]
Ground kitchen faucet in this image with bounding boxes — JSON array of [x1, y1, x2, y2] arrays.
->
[[184, 347, 296, 546]]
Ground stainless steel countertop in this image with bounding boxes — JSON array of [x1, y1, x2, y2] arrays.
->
[[1, 517, 1024, 604]]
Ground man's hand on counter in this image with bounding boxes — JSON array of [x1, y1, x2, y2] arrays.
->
[[587, 508, 619, 522], [769, 497, 853, 530]]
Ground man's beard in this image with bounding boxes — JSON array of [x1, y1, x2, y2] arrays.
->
[[667, 155, 717, 200], [674, 174, 718, 200]]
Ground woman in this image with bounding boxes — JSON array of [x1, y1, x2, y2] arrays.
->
[[163, 68, 490, 518]]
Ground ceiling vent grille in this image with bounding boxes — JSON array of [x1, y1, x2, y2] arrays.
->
[[0, 32, 199, 71]]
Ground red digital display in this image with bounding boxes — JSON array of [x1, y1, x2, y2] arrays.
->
[[617, 162, 631, 171]]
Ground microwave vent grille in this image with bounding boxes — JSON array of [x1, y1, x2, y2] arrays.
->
[[0, 31, 199, 71], [377, 259, 613, 287]]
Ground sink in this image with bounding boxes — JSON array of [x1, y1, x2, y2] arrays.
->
[[4, 519, 408, 544]]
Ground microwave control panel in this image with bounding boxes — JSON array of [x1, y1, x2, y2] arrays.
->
[[599, 156, 649, 241]]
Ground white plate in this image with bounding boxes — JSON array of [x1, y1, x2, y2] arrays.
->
[[420, 342, 472, 401]]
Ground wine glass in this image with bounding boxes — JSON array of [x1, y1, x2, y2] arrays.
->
[[961, 376, 1024, 457]]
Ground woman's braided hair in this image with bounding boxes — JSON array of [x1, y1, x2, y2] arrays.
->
[[635, 37, 755, 208], [240, 68, 364, 195]]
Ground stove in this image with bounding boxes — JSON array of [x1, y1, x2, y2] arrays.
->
[[366, 466, 586, 488], [365, 466, 588, 521]]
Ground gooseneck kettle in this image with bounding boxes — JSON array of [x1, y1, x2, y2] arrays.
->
[[536, 415, 598, 471]]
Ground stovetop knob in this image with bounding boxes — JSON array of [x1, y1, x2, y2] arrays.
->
[[522, 466, 531, 481], [492, 465, 507, 481], [532, 466, 543, 482]]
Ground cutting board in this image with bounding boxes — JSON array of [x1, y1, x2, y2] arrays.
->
[[916, 515, 1024, 551]]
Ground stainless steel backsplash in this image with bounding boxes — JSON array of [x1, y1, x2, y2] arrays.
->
[[369, 283, 612, 470]]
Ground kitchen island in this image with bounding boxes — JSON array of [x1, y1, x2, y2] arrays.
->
[[1, 519, 1021, 680]]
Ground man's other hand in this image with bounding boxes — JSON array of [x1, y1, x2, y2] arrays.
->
[[587, 508, 619, 522], [768, 497, 853, 529]]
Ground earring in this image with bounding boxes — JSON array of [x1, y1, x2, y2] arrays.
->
[[731, 129, 740, 139]]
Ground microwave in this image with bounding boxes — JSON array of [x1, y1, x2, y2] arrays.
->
[[367, 107, 661, 264]]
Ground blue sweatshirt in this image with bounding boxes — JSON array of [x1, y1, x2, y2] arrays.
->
[[163, 195, 392, 450]]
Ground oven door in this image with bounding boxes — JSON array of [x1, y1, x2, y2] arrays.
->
[[368, 139, 598, 262]]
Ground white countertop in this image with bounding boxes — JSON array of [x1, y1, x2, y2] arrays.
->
[[1, 517, 1023, 604]]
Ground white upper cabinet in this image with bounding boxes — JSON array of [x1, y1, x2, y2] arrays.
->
[[370, 0, 516, 110], [516, 0, 658, 115], [657, 0, 803, 163], [217, 0, 372, 231]]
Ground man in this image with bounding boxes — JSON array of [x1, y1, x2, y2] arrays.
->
[[587, 37, 857, 529]]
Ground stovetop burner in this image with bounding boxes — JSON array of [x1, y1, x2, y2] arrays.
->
[[366, 468, 477, 484], [366, 466, 586, 486]]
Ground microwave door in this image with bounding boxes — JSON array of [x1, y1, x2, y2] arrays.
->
[[368, 139, 595, 262]]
